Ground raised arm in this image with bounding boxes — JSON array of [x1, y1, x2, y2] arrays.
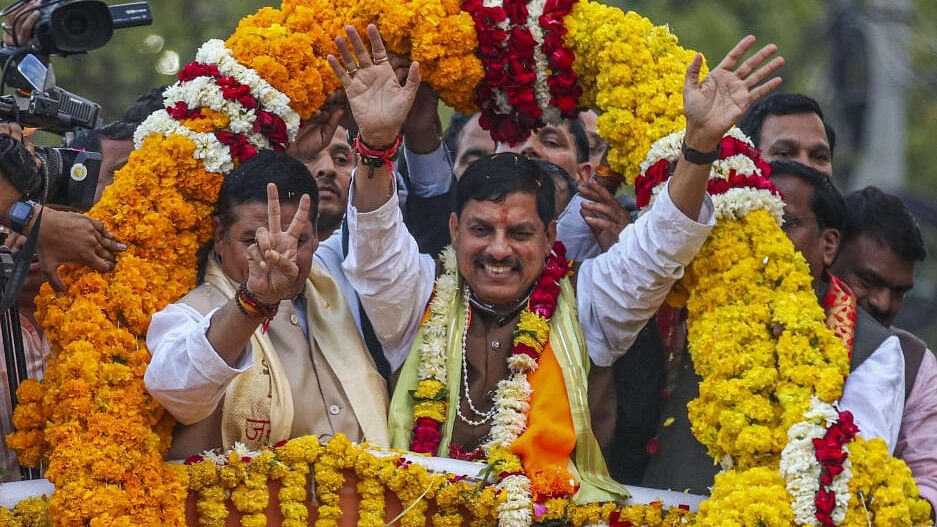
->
[[329, 25, 436, 370], [581, 36, 785, 366]]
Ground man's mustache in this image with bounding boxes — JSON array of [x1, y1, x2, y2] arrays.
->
[[474, 253, 522, 271]]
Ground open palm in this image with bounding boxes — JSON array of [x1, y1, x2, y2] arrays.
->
[[327, 25, 421, 148], [684, 36, 785, 148]]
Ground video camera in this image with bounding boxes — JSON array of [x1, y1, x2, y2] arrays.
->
[[4, 0, 152, 56], [0, 0, 152, 210]]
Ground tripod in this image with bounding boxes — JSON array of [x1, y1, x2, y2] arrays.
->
[[0, 244, 41, 480]]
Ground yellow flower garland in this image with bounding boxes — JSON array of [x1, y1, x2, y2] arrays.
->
[[564, 2, 700, 183], [843, 438, 933, 527], [680, 209, 849, 468]]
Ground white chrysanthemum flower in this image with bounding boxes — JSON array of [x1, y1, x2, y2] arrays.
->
[[712, 188, 784, 224]]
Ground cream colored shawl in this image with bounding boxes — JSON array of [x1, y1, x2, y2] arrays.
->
[[204, 255, 390, 448]]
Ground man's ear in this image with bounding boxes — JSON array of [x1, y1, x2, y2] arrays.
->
[[576, 162, 594, 185], [212, 217, 225, 248], [821, 227, 841, 269], [448, 212, 459, 245]]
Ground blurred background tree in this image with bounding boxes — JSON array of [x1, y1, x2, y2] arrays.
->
[[33, 0, 937, 344]]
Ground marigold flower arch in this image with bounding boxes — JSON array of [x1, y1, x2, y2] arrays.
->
[[3, 0, 932, 525]]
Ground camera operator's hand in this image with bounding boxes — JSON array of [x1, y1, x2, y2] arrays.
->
[[0, 122, 27, 144], [30, 207, 126, 291], [1, 0, 39, 49]]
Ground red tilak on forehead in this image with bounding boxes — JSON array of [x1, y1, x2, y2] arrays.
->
[[499, 208, 509, 225]]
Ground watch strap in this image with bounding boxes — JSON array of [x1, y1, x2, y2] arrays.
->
[[681, 139, 721, 165]]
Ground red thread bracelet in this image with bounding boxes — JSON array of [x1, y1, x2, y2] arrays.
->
[[353, 133, 402, 172], [236, 283, 279, 333]]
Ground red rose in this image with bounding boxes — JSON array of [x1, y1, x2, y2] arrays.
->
[[166, 101, 200, 120], [184, 454, 204, 465], [820, 470, 833, 486], [837, 411, 859, 438], [492, 118, 527, 145], [217, 76, 258, 110], [216, 131, 258, 162], [254, 111, 289, 149], [608, 511, 635, 527], [179, 62, 220, 82], [508, 28, 536, 55], [513, 342, 541, 360], [813, 437, 847, 465], [551, 241, 567, 261], [503, 0, 528, 21], [815, 511, 834, 527], [550, 47, 575, 70], [816, 487, 836, 512], [411, 418, 442, 454], [635, 159, 671, 207]]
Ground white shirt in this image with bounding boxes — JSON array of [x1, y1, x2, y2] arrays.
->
[[145, 303, 251, 425], [342, 179, 715, 372], [839, 334, 905, 453]]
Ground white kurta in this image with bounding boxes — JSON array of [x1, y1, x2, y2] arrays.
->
[[839, 334, 905, 453], [341, 179, 715, 372]]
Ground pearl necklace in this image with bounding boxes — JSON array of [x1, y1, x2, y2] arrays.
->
[[456, 285, 498, 427]]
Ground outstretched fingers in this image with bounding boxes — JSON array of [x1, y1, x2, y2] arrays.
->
[[266, 183, 282, 236], [367, 24, 388, 64], [285, 193, 312, 240], [345, 25, 373, 68], [715, 34, 756, 72]]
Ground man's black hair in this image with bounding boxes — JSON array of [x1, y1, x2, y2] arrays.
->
[[456, 152, 555, 227], [739, 93, 837, 155], [569, 115, 589, 164], [444, 111, 473, 158], [840, 186, 926, 263], [198, 150, 319, 282], [771, 159, 846, 232], [214, 149, 319, 231], [123, 85, 169, 124]]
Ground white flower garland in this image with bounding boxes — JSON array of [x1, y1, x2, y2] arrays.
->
[[195, 39, 301, 141], [497, 474, 534, 527], [162, 76, 270, 147], [417, 247, 459, 383], [134, 110, 235, 174], [780, 397, 852, 526], [133, 39, 305, 174]]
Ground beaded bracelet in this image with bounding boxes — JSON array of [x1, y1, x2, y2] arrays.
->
[[236, 283, 279, 333]]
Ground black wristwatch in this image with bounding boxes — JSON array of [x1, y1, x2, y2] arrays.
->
[[681, 139, 721, 165], [9, 199, 37, 234]]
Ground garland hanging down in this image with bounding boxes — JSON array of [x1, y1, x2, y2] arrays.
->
[[635, 128, 933, 526], [4, 0, 930, 525]]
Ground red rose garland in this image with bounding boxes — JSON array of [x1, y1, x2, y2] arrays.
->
[[813, 410, 859, 526], [540, 0, 581, 118]]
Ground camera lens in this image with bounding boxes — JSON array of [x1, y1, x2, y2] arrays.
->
[[47, 0, 113, 54], [63, 12, 90, 37]]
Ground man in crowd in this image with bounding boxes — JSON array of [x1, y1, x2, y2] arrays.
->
[[331, 23, 782, 500], [145, 150, 388, 458], [770, 161, 904, 447], [830, 186, 936, 518], [444, 112, 496, 180], [744, 93, 935, 513], [739, 92, 834, 175]]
